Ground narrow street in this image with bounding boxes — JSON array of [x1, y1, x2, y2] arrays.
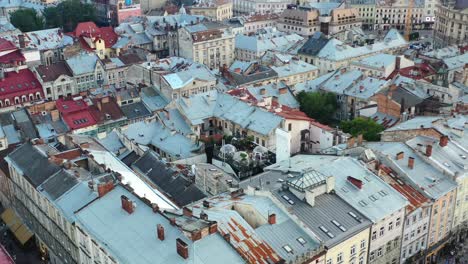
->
[[0, 205, 43, 264]]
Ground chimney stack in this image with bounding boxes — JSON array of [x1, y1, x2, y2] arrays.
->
[[157, 224, 165, 241], [408, 157, 415, 169], [209, 223, 217, 234], [176, 238, 189, 259], [170, 218, 176, 226], [426, 145, 433, 157], [395, 56, 401, 70], [121, 195, 135, 214], [439, 135, 448, 147], [223, 233, 230, 243], [396, 151, 404, 160], [347, 137, 355, 148], [152, 203, 159, 213], [202, 200, 210, 208], [18, 34, 25, 48], [200, 211, 208, 220], [183, 207, 193, 217], [268, 213, 276, 225], [357, 134, 363, 146], [97, 181, 114, 197]]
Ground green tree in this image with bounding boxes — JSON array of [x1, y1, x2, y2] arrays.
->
[[10, 8, 44, 32], [297, 91, 338, 124], [340, 117, 384, 141], [43, 0, 97, 32]]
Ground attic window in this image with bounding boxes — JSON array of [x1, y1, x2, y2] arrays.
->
[[283, 245, 293, 254], [297, 237, 306, 246], [359, 200, 368, 207]]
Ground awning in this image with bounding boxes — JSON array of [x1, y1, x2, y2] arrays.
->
[[1, 208, 33, 245]]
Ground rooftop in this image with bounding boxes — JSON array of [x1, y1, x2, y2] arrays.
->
[[177, 91, 283, 136], [132, 151, 206, 206], [65, 53, 100, 76], [6, 143, 61, 187], [366, 142, 458, 200], [313, 29, 407, 61], [75, 185, 244, 264], [0, 69, 43, 100], [191, 193, 322, 263], [35, 61, 73, 82], [122, 120, 201, 158]]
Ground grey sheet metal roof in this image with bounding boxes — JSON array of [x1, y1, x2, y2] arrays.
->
[[6, 143, 61, 187], [298, 32, 329, 56], [366, 142, 458, 200], [75, 185, 244, 264], [132, 151, 206, 206], [39, 170, 79, 200], [120, 101, 152, 120], [274, 190, 371, 248]]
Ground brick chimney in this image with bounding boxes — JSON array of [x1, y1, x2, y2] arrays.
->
[[157, 224, 165, 241], [347, 176, 363, 189], [439, 135, 448, 147], [152, 203, 159, 213], [170, 218, 176, 226], [176, 238, 189, 259], [395, 56, 401, 70], [396, 151, 404, 160], [426, 145, 433, 157], [347, 137, 355, 148], [408, 157, 415, 169], [18, 34, 25, 48], [121, 195, 135, 214], [209, 223, 217, 234], [223, 233, 230, 243], [183, 207, 193, 217], [357, 134, 363, 146], [268, 213, 276, 225], [97, 181, 114, 197]]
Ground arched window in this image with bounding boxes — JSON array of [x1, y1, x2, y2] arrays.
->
[[5, 99, 10, 106], [0, 100, 3, 108], [36, 92, 41, 100], [29, 94, 34, 101], [14, 97, 19, 105], [21, 95, 27, 102]]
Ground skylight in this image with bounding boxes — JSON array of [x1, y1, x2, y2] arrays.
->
[[297, 237, 307, 245]]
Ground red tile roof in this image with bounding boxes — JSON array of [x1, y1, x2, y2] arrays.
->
[[0, 38, 17, 52], [0, 50, 25, 64], [0, 69, 43, 105], [71, 22, 118, 49], [89, 96, 124, 123], [98, 27, 118, 48], [71, 22, 100, 37], [56, 98, 97, 130]]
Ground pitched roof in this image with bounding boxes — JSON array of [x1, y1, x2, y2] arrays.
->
[[74, 185, 244, 264], [0, 69, 43, 100], [0, 38, 17, 52], [36, 61, 73, 82], [132, 151, 206, 206], [65, 53, 99, 75], [6, 143, 61, 187]]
